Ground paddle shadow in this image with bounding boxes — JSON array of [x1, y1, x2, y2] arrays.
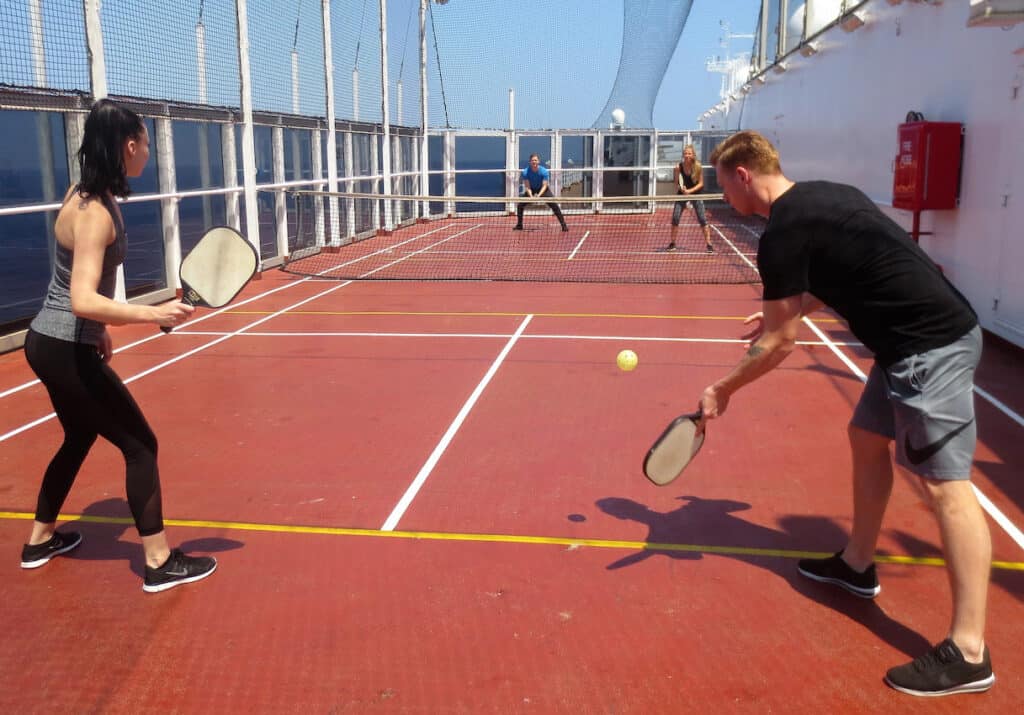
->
[[597, 495, 932, 658]]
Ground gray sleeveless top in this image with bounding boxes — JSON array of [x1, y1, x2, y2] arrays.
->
[[30, 190, 126, 345]]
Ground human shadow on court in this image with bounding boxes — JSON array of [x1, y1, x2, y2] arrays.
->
[[596, 495, 932, 658], [61, 498, 244, 578]]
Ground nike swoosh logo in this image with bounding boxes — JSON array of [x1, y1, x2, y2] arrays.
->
[[904, 419, 974, 465], [163, 569, 190, 577]]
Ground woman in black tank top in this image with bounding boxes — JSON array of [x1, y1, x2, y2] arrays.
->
[[21, 99, 216, 593], [665, 145, 713, 253]]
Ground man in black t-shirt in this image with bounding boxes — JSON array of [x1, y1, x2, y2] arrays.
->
[[700, 131, 992, 698]]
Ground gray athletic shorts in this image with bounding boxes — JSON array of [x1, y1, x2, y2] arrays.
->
[[851, 325, 982, 480]]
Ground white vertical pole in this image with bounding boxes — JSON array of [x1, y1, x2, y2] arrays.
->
[[273, 126, 287, 260], [419, 0, 429, 217], [290, 46, 302, 246], [410, 131, 420, 219], [508, 88, 514, 131], [311, 129, 325, 246], [30, 0, 57, 246], [196, 18, 208, 104], [156, 118, 182, 291], [66, 115, 85, 186], [506, 130, 516, 214], [236, 0, 261, 260], [83, 0, 108, 99], [397, 80, 403, 126], [83, 0, 125, 298], [779, 0, 788, 60], [322, 0, 339, 244], [379, 0, 393, 229], [443, 130, 454, 216], [552, 130, 562, 198], [223, 123, 241, 230], [345, 132, 355, 239], [392, 133, 402, 221], [29, 0, 47, 85], [758, 0, 769, 71], [196, 20, 213, 227], [370, 134, 380, 228]]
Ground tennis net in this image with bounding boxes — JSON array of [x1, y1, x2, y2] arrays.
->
[[282, 190, 763, 284]]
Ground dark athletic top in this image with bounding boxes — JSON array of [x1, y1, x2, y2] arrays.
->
[[30, 190, 126, 345], [758, 181, 977, 365]]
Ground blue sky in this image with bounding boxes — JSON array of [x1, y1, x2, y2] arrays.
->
[[0, 0, 761, 131], [419, 0, 761, 130]]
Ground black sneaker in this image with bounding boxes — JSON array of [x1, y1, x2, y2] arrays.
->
[[885, 639, 994, 697], [797, 550, 880, 598], [561, 224, 569, 232], [661, 243, 677, 252], [143, 548, 217, 593], [706, 244, 714, 253], [21, 531, 83, 569], [512, 224, 523, 231]]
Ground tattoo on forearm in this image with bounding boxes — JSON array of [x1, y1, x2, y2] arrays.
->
[[746, 344, 765, 358]]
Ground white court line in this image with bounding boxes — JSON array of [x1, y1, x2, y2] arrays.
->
[[567, 231, 590, 261], [0, 224, 485, 443], [381, 314, 534, 532], [711, 224, 759, 268]]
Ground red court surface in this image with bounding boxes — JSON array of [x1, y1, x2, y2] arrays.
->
[[2, 230, 1023, 713]]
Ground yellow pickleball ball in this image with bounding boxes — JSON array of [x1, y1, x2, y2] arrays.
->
[[616, 349, 638, 371]]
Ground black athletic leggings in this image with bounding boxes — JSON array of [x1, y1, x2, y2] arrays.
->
[[516, 195, 566, 225], [24, 329, 164, 536]]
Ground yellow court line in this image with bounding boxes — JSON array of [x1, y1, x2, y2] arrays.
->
[[223, 309, 842, 324], [2, 511, 1021, 571]]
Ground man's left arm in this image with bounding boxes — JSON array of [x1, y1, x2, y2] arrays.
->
[[701, 295, 804, 418]]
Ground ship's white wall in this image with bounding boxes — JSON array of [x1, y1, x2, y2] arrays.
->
[[715, 0, 1024, 347]]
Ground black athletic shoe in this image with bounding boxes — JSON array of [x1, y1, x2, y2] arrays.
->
[[561, 224, 569, 232], [143, 548, 217, 593], [21, 531, 83, 569], [797, 550, 880, 598], [663, 243, 677, 252], [512, 224, 523, 231], [706, 244, 714, 253], [885, 639, 995, 697]]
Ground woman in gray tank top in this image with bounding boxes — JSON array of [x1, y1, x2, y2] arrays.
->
[[21, 99, 216, 593]]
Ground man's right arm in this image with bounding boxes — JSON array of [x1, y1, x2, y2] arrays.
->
[[701, 294, 804, 419]]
